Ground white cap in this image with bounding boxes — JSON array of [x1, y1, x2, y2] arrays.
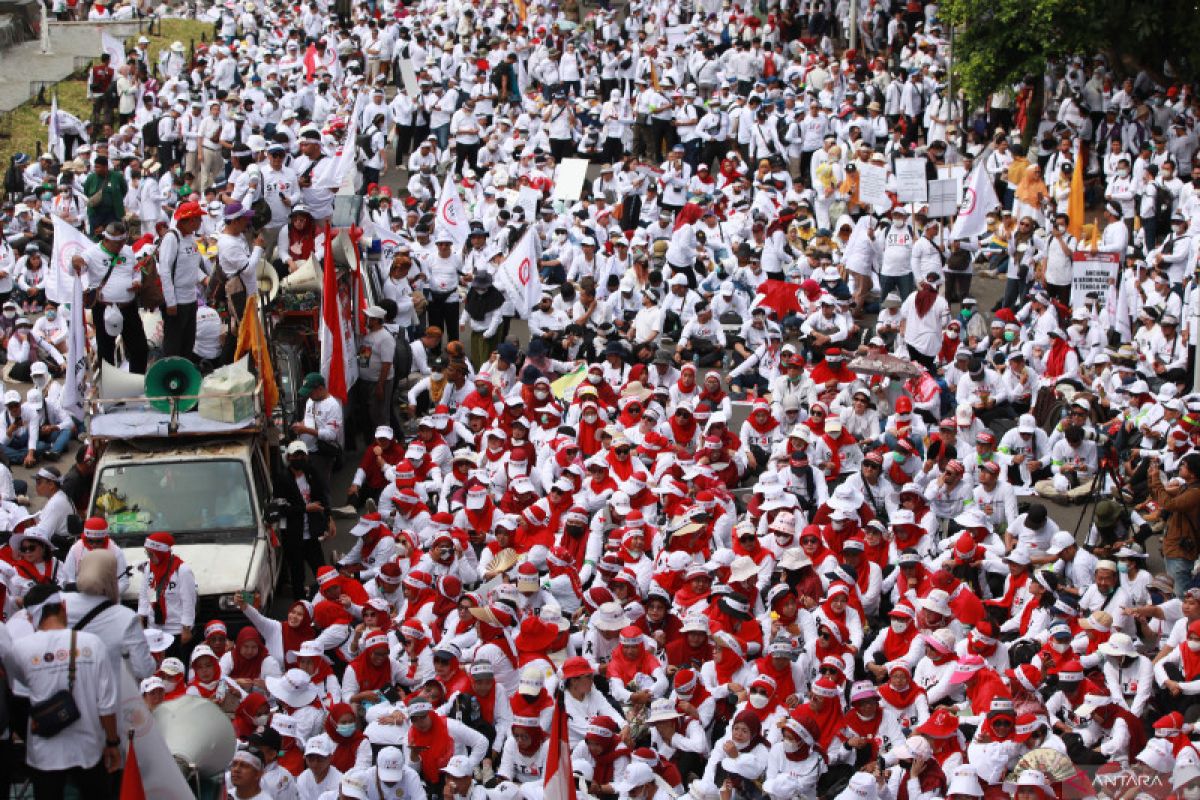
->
[[442, 755, 474, 778]]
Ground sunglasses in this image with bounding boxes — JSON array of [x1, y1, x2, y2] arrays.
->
[[801, 537, 819, 545], [615, 447, 631, 455], [18, 542, 41, 552]]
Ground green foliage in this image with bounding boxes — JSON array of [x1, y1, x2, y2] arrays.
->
[[942, 0, 1200, 102]]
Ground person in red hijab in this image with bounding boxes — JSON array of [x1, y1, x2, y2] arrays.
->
[[343, 633, 400, 707], [795, 676, 844, 754], [232, 693, 271, 740], [324, 702, 369, 772]]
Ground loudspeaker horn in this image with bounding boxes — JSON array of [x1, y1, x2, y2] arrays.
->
[[257, 261, 281, 304], [278, 257, 321, 293], [153, 695, 237, 778], [144, 356, 202, 414], [99, 360, 145, 400]]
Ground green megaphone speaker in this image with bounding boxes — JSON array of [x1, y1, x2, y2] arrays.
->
[[144, 357, 202, 414]]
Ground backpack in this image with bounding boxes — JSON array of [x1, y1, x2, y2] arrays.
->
[[1154, 182, 1173, 226], [356, 127, 377, 159], [142, 116, 160, 149]]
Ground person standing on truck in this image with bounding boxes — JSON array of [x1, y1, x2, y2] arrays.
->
[[275, 440, 334, 599], [157, 201, 206, 360], [293, 372, 344, 490], [136, 531, 198, 661]]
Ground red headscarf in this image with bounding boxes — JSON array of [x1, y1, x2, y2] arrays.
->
[[228, 627, 269, 680], [324, 702, 366, 772]]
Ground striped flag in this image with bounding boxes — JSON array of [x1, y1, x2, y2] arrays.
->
[[543, 690, 577, 800], [320, 223, 349, 402]]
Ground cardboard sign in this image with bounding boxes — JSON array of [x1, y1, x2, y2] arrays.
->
[[895, 158, 928, 202], [928, 179, 959, 218], [551, 158, 591, 201], [399, 58, 420, 99], [1071, 251, 1121, 306], [858, 162, 889, 207]]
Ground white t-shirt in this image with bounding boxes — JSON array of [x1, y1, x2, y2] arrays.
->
[[9, 628, 118, 770]]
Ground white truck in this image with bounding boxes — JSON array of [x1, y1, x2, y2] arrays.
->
[[86, 373, 283, 621]]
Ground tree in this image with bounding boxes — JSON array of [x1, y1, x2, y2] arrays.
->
[[942, 0, 1200, 141]]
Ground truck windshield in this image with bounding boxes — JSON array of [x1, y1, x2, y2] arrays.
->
[[91, 459, 256, 537]]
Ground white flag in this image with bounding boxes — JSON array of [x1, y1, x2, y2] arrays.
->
[[101, 31, 125, 65], [60, 271, 87, 419], [48, 214, 92, 304], [949, 163, 1000, 240], [434, 171, 469, 245], [494, 229, 541, 317], [47, 92, 62, 162], [324, 113, 358, 191]]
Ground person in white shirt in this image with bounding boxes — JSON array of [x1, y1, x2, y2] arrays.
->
[[8, 585, 122, 794], [71, 221, 147, 373], [898, 272, 952, 371]]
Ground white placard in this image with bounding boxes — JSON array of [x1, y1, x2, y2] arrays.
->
[[551, 158, 591, 201], [1071, 252, 1120, 306], [399, 58, 420, 99], [858, 163, 889, 207], [928, 179, 959, 218], [895, 158, 928, 203], [518, 185, 542, 218]]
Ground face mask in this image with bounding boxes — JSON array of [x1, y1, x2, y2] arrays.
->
[[947, 330, 958, 340], [1183, 788, 1200, 800], [336, 722, 357, 737], [3, 310, 15, 319], [959, 309, 970, 320], [1051, 641, 1069, 653], [890, 620, 908, 634], [583, 413, 598, 424], [893, 452, 906, 464], [587, 374, 601, 385], [1188, 641, 1200, 653], [783, 740, 801, 753], [1117, 562, 1129, 574], [432, 372, 443, 382], [1003, 331, 1016, 342], [749, 692, 769, 709], [45, 310, 56, 321], [535, 389, 549, 400]]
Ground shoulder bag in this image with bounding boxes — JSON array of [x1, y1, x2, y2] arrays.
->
[[28, 630, 82, 738]]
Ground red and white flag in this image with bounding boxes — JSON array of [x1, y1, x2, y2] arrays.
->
[[950, 162, 1000, 240], [319, 224, 357, 402], [434, 171, 469, 245], [120, 734, 147, 800], [543, 691, 577, 800], [494, 228, 541, 317]]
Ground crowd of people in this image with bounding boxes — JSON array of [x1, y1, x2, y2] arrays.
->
[[4, 0, 1200, 799]]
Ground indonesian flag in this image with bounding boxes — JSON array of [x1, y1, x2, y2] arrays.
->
[[434, 171, 469, 245], [543, 691, 577, 800], [120, 735, 147, 800], [320, 223, 349, 403]]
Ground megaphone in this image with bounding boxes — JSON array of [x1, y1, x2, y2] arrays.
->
[[144, 357, 202, 414], [153, 695, 237, 778], [257, 261, 281, 305], [279, 257, 321, 293], [99, 360, 145, 401]]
